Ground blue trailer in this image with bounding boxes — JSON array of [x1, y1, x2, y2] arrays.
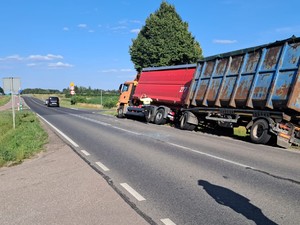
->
[[180, 36, 300, 148]]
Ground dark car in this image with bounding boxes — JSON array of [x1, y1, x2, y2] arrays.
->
[[47, 96, 60, 107]]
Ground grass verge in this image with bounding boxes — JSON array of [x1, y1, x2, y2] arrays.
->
[[0, 96, 10, 106], [0, 110, 48, 167]]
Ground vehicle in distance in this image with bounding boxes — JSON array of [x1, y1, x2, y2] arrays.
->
[[47, 96, 59, 107]]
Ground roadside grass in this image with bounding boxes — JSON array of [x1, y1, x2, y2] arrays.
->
[[0, 110, 48, 167], [0, 96, 10, 106]]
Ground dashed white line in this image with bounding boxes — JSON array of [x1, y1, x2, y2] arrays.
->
[[120, 183, 146, 201], [95, 161, 110, 171], [37, 114, 79, 147], [161, 218, 177, 225], [81, 150, 90, 156]]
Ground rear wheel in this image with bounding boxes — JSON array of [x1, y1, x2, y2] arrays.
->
[[250, 119, 271, 144], [154, 108, 166, 125], [180, 112, 196, 131]]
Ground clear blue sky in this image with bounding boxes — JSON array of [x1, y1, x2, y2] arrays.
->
[[1, 0, 299, 91]]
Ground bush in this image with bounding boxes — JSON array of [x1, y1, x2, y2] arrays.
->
[[103, 100, 116, 109]]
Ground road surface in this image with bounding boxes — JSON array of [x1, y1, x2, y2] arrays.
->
[[23, 96, 300, 225]]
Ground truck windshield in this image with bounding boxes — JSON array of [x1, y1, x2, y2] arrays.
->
[[122, 84, 129, 92]]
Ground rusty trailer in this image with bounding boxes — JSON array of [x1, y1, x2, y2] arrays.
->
[[181, 36, 300, 148]]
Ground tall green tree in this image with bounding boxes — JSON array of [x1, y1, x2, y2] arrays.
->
[[0, 86, 4, 95], [129, 1, 203, 72]]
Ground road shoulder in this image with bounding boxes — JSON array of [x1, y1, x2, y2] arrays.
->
[[0, 117, 149, 225]]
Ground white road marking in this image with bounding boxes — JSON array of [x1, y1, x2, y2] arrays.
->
[[66, 112, 254, 169], [120, 183, 146, 201], [81, 150, 90, 156], [161, 218, 177, 225], [37, 114, 79, 147], [168, 142, 253, 169], [95, 161, 110, 171]]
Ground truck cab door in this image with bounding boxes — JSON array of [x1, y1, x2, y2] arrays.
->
[[118, 83, 132, 105]]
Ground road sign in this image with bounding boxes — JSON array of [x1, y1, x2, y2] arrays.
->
[[70, 90, 75, 95], [3, 77, 21, 94], [70, 82, 75, 87]]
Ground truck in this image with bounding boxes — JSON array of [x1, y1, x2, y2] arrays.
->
[[117, 64, 197, 123], [117, 36, 300, 148]]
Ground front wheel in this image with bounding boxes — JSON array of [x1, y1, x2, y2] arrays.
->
[[154, 108, 167, 125], [117, 106, 124, 118], [250, 119, 271, 144]]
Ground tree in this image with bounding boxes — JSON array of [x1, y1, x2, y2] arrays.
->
[[0, 86, 4, 95], [129, 1, 203, 72]]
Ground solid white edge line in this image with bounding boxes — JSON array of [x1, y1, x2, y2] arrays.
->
[[161, 218, 177, 225], [81, 150, 90, 156], [95, 161, 110, 171], [168, 142, 253, 169], [37, 114, 79, 147], [120, 183, 146, 201]]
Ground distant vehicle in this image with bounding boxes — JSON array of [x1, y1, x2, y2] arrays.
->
[[44, 98, 49, 105], [47, 96, 59, 107]]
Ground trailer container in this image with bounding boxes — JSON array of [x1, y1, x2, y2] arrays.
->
[[180, 36, 300, 148]]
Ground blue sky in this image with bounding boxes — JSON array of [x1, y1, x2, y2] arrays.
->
[[1, 0, 300, 91]]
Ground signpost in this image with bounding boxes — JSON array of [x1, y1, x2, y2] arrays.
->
[[2, 77, 21, 129]]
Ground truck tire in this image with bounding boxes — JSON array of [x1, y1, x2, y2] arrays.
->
[[250, 119, 271, 144], [180, 112, 196, 131], [145, 108, 153, 123], [117, 106, 124, 118], [154, 108, 166, 125]]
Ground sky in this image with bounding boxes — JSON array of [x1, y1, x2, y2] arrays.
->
[[1, 0, 300, 92]]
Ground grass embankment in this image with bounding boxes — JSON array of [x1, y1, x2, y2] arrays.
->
[[0, 110, 48, 167], [0, 95, 10, 106]]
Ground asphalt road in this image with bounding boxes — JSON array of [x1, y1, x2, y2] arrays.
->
[[23, 96, 300, 225]]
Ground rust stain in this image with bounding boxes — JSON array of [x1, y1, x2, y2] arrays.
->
[[207, 79, 220, 100], [275, 83, 289, 98], [245, 52, 260, 73], [215, 59, 228, 76], [204, 61, 214, 77], [230, 56, 243, 74], [196, 83, 208, 101], [263, 46, 281, 69], [253, 87, 268, 99], [290, 56, 298, 65], [236, 79, 252, 99]]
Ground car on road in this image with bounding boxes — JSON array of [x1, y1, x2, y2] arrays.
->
[[44, 98, 49, 105], [47, 96, 59, 107]]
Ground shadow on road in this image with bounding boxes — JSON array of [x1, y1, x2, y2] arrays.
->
[[198, 180, 278, 225]]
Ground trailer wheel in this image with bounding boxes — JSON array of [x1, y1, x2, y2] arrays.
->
[[250, 119, 271, 144], [154, 108, 166, 125], [180, 112, 196, 131], [117, 106, 124, 118]]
